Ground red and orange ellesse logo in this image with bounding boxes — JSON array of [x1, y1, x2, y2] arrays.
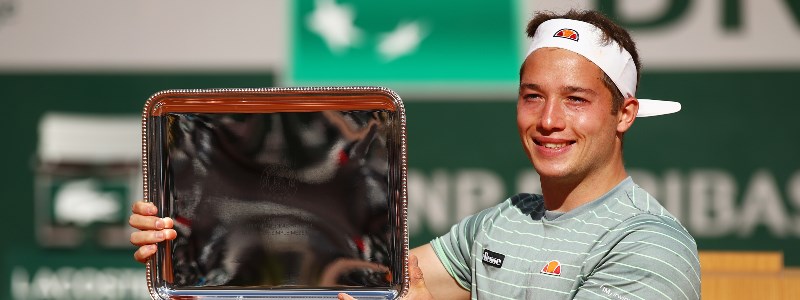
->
[[553, 29, 579, 41], [541, 260, 562, 276]]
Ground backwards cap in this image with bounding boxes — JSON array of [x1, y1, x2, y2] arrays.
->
[[526, 19, 680, 117]]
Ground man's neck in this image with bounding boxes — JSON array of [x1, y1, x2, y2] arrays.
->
[[540, 163, 628, 212]]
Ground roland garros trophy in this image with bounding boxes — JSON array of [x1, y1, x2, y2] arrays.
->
[[141, 87, 409, 299]]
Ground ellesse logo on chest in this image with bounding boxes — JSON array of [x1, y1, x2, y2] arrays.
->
[[482, 249, 505, 268]]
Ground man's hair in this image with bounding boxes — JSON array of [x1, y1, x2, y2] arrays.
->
[[524, 10, 641, 114]]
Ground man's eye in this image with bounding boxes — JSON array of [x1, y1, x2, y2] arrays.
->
[[523, 94, 542, 101], [568, 96, 587, 103]]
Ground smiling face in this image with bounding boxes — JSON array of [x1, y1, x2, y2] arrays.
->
[[517, 47, 632, 185]]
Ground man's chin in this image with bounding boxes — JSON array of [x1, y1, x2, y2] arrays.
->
[[533, 167, 572, 181], [532, 159, 572, 176]]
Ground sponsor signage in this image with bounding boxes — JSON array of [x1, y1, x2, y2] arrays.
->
[[290, 0, 520, 96], [399, 93, 800, 266], [34, 113, 142, 249], [525, 0, 800, 68], [0, 73, 277, 300]]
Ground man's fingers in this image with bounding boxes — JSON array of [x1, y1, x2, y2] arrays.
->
[[133, 245, 157, 264], [337, 293, 356, 300], [130, 201, 175, 264], [129, 215, 173, 230], [131, 201, 158, 216], [130, 229, 177, 246]]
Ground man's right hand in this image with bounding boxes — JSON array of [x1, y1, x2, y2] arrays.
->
[[129, 201, 177, 263]]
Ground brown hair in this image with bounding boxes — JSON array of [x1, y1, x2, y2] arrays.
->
[[524, 10, 641, 114]]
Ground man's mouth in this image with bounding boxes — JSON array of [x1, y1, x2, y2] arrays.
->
[[533, 140, 575, 150], [543, 142, 568, 149]]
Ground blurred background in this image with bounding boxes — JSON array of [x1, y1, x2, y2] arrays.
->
[[1, 0, 799, 299]]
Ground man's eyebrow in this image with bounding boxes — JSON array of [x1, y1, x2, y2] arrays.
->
[[519, 83, 540, 91], [518, 83, 598, 96], [563, 85, 598, 95]]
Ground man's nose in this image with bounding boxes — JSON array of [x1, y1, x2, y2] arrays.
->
[[538, 100, 566, 132]]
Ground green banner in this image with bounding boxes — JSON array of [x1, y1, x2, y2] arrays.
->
[[290, 0, 520, 92]]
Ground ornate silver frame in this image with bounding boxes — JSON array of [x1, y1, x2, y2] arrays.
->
[[142, 87, 409, 299]]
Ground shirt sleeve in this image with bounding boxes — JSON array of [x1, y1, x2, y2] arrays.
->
[[429, 202, 501, 291], [574, 214, 701, 300]]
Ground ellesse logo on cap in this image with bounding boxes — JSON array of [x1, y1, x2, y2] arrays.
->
[[553, 29, 579, 41], [540, 260, 562, 276]]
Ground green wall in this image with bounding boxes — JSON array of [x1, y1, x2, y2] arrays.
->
[[2, 70, 800, 299]]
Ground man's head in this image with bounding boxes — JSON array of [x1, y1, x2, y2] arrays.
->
[[516, 10, 640, 185], [522, 10, 641, 114]]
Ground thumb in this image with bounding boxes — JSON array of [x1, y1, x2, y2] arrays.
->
[[402, 254, 435, 299], [408, 254, 427, 289]]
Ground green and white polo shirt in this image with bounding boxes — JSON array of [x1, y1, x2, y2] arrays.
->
[[430, 177, 700, 299]]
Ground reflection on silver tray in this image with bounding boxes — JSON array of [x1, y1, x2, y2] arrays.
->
[[142, 87, 408, 299]]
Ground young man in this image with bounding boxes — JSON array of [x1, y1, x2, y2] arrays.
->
[[131, 9, 699, 300]]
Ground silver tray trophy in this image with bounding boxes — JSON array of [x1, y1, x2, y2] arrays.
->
[[142, 87, 409, 299]]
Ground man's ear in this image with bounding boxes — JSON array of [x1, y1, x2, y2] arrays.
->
[[617, 96, 638, 133]]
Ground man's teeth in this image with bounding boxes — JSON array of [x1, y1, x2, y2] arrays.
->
[[543, 143, 568, 149]]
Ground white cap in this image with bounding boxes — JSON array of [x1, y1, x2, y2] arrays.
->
[[526, 19, 681, 117]]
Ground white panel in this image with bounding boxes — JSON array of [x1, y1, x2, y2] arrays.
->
[[0, 0, 288, 71], [633, 0, 800, 69], [38, 113, 141, 163]]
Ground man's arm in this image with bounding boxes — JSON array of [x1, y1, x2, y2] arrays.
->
[[411, 244, 470, 300]]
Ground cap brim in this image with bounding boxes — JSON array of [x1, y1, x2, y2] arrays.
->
[[637, 99, 681, 117]]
